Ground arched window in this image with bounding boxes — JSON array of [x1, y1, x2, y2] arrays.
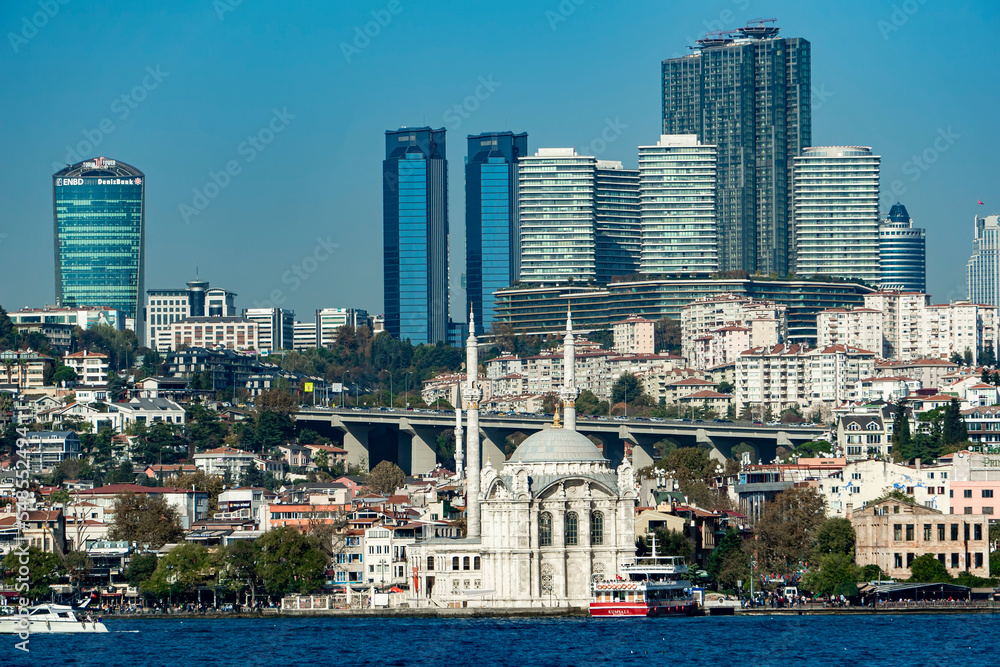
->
[[591, 511, 604, 545], [565, 511, 578, 546], [539, 512, 552, 547], [474, 556, 481, 570], [463, 556, 470, 571], [452, 556, 460, 571], [427, 556, 434, 571]]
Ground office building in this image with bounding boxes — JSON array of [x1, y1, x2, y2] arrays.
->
[[315, 308, 369, 348], [167, 317, 259, 352], [9, 306, 126, 331], [53, 157, 145, 338], [383, 127, 449, 345], [144, 278, 237, 350], [518, 148, 597, 285], [662, 21, 810, 275], [594, 161, 640, 284], [638, 135, 718, 275], [879, 202, 926, 292], [793, 146, 881, 283], [243, 308, 294, 352], [293, 322, 317, 351], [465, 131, 528, 334], [968, 214, 1000, 309]]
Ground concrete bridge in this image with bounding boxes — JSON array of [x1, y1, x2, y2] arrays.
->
[[294, 407, 827, 475]]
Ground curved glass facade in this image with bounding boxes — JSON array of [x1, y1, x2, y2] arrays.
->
[[878, 202, 926, 292], [53, 157, 144, 337]]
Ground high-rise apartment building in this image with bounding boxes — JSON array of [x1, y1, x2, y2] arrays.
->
[[662, 22, 810, 275], [518, 148, 597, 284], [594, 161, 640, 283], [968, 215, 1000, 309], [383, 127, 449, 345], [879, 202, 926, 292], [638, 135, 718, 275], [465, 131, 528, 334], [793, 146, 881, 283], [53, 157, 145, 338]]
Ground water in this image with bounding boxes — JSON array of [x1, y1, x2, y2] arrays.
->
[[8, 614, 999, 666]]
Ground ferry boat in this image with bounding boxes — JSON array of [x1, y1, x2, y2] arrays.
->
[[590, 540, 698, 617], [0, 604, 108, 633]]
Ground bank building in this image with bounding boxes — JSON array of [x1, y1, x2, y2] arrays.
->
[[409, 309, 637, 608]]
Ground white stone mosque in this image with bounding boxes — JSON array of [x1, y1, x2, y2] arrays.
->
[[409, 308, 637, 608]]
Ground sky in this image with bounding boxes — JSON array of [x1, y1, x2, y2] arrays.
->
[[2, 0, 998, 322]]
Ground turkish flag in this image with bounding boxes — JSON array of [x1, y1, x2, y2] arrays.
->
[[978, 200, 985, 205]]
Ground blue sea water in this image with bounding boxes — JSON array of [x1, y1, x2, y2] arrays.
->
[[7, 614, 999, 666]]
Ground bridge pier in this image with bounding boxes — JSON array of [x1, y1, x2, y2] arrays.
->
[[341, 422, 372, 470], [480, 427, 507, 471], [696, 428, 727, 464], [630, 437, 657, 471], [399, 419, 438, 475]]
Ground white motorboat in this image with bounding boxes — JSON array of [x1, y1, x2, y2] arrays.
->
[[0, 604, 108, 633]]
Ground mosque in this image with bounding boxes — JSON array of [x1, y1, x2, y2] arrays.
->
[[409, 310, 637, 608]]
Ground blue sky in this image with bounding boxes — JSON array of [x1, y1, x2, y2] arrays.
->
[[1, 0, 997, 322]]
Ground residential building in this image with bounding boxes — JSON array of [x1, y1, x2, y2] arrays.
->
[[968, 214, 1000, 309], [638, 134, 717, 274], [62, 350, 109, 386], [612, 316, 655, 355], [961, 407, 1000, 448], [12, 322, 74, 353], [816, 308, 883, 356], [863, 291, 929, 359], [594, 160, 641, 283], [681, 293, 787, 368], [53, 157, 145, 338], [518, 148, 597, 284], [166, 316, 259, 352], [144, 277, 237, 349], [23, 431, 81, 473], [110, 397, 186, 427], [836, 411, 889, 461], [0, 510, 66, 555], [858, 376, 921, 404], [383, 126, 449, 345], [793, 146, 881, 283], [465, 131, 528, 333], [853, 499, 989, 579], [243, 307, 295, 352], [0, 349, 55, 389], [194, 446, 257, 479], [662, 21, 810, 275], [879, 202, 926, 292], [943, 449, 1000, 515], [875, 358, 959, 389], [918, 302, 996, 366], [72, 484, 209, 530]]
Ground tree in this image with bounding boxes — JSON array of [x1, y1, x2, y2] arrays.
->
[[950, 351, 964, 365], [942, 398, 967, 446], [909, 554, 952, 583], [63, 550, 94, 588], [576, 389, 608, 416], [255, 527, 327, 598], [860, 563, 885, 582], [255, 388, 299, 415], [796, 440, 832, 457], [108, 492, 184, 548], [540, 392, 559, 414], [143, 543, 218, 599], [223, 539, 263, 605], [654, 317, 681, 353], [253, 410, 295, 452], [124, 552, 159, 586], [802, 552, 861, 596], [754, 487, 826, 575], [707, 527, 746, 589], [813, 518, 856, 556], [892, 400, 911, 459], [611, 372, 643, 405], [52, 364, 78, 386], [365, 460, 405, 495], [964, 348, 973, 366], [715, 381, 734, 395], [643, 529, 693, 562], [2, 547, 63, 599]]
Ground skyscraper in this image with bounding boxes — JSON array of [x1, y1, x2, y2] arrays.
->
[[465, 131, 527, 334], [879, 202, 926, 292], [662, 21, 810, 275], [594, 161, 640, 283], [383, 127, 449, 344], [968, 214, 1000, 309], [145, 277, 237, 350], [53, 157, 144, 338], [638, 135, 718, 275], [793, 146, 880, 283], [518, 148, 597, 284]]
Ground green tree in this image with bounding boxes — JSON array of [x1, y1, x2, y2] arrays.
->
[[950, 351, 964, 365], [63, 550, 94, 587], [540, 392, 559, 414], [707, 527, 747, 589], [909, 554, 952, 583], [715, 381, 734, 395], [654, 317, 681, 353], [143, 543, 218, 598], [576, 389, 608, 416], [223, 539, 263, 605], [892, 400, 911, 459], [982, 343, 997, 367], [108, 492, 184, 548], [796, 440, 832, 457], [813, 518, 856, 556], [611, 372, 644, 405], [2, 547, 63, 599], [802, 552, 861, 596], [941, 398, 967, 445], [860, 563, 886, 582], [124, 552, 159, 586], [754, 487, 826, 576], [255, 527, 327, 598], [52, 364, 78, 386], [365, 460, 405, 495], [640, 529, 693, 562]]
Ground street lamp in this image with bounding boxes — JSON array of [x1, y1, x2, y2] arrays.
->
[[405, 372, 413, 408], [341, 371, 349, 408]]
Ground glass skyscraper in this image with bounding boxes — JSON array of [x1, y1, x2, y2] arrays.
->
[[53, 156, 144, 338], [879, 202, 926, 292], [465, 131, 527, 334], [793, 146, 881, 284], [638, 135, 718, 275], [383, 127, 449, 345], [594, 161, 640, 283], [968, 214, 1000, 309], [662, 22, 810, 275]]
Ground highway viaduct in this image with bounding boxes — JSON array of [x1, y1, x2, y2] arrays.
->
[[293, 407, 827, 475]]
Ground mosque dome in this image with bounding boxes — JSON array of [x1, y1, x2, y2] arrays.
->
[[511, 427, 606, 464]]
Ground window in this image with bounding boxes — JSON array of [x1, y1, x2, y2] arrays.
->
[[951, 553, 959, 568], [463, 557, 470, 571], [983, 489, 994, 498], [894, 553, 902, 568], [976, 552, 984, 569], [975, 524, 983, 541], [906, 487, 914, 495], [951, 524, 959, 541], [474, 556, 481, 570], [905, 524, 914, 541], [923, 524, 932, 541], [906, 553, 914, 567], [591, 511, 604, 545], [426, 557, 434, 571], [938, 524, 946, 541], [964, 489, 973, 498], [540, 512, 552, 547], [893, 524, 902, 541], [965, 507, 973, 514], [984, 507, 994, 515], [452, 557, 459, 571], [893, 505, 900, 514], [565, 511, 579, 546]]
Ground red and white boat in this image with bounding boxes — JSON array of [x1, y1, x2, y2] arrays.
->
[[590, 541, 698, 617]]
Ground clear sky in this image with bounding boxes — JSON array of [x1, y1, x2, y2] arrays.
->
[[2, 0, 997, 321]]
